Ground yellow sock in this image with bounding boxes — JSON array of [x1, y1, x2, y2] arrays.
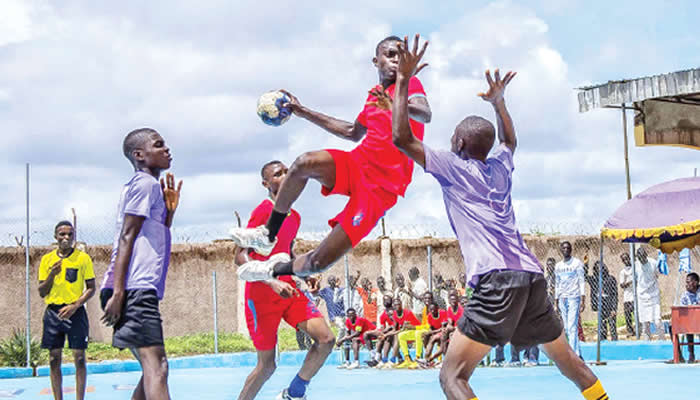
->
[[582, 380, 608, 400]]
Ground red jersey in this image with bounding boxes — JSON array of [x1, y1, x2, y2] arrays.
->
[[345, 316, 376, 335], [245, 199, 300, 293], [447, 305, 464, 324], [379, 310, 397, 329], [353, 76, 426, 197], [392, 308, 420, 327], [427, 309, 448, 330]]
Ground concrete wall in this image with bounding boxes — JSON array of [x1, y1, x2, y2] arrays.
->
[[1, 237, 696, 342]]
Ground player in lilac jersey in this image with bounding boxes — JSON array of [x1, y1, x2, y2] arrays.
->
[[100, 128, 182, 400], [386, 35, 609, 400]]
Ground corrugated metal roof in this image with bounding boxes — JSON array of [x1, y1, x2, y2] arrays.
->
[[577, 68, 700, 113]]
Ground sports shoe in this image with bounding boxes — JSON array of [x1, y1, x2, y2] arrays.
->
[[489, 361, 504, 367], [337, 361, 350, 369], [376, 361, 385, 369], [505, 361, 522, 368], [347, 361, 360, 370], [394, 359, 414, 369], [380, 361, 395, 369], [276, 388, 306, 400], [229, 225, 277, 256], [365, 359, 379, 368], [524, 361, 538, 367], [237, 253, 291, 282]]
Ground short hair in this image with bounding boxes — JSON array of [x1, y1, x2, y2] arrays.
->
[[560, 241, 572, 247], [54, 220, 73, 233], [260, 160, 283, 179], [123, 128, 157, 164], [688, 272, 700, 282], [409, 267, 420, 276], [346, 307, 356, 314], [376, 35, 402, 56], [455, 116, 495, 160]]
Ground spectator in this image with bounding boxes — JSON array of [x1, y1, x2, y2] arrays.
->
[[295, 278, 319, 350], [336, 308, 375, 370], [459, 294, 469, 309], [385, 297, 420, 368], [491, 344, 519, 367], [316, 275, 345, 332], [618, 253, 636, 337], [406, 267, 429, 316], [555, 241, 585, 357], [433, 274, 448, 309], [545, 257, 556, 302], [363, 294, 396, 367], [38, 221, 96, 400], [396, 291, 434, 369], [347, 273, 364, 317], [421, 302, 448, 367], [393, 273, 412, 312], [357, 277, 379, 323], [635, 248, 663, 340], [458, 273, 467, 296], [677, 272, 699, 362], [585, 262, 618, 341]]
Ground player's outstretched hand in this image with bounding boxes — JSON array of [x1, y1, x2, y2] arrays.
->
[[367, 86, 392, 110], [397, 33, 429, 79], [279, 90, 303, 114], [161, 172, 183, 212], [478, 69, 516, 104]]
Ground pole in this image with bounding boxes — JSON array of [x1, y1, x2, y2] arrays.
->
[[212, 271, 218, 354], [631, 244, 640, 339], [596, 236, 603, 364], [427, 245, 433, 292], [25, 163, 31, 368], [344, 255, 350, 310], [621, 104, 632, 200]]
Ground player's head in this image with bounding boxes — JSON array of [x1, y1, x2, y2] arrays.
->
[[408, 267, 420, 281], [123, 128, 171, 172], [448, 291, 459, 307], [260, 160, 287, 198], [361, 277, 371, 290], [428, 302, 439, 315], [376, 275, 386, 290], [635, 247, 648, 263], [446, 278, 456, 290], [422, 290, 433, 306], [54, 220, 74, 251], [373, 35, 402, 85], [347, 307, 357, 321], [392, 296, 403, 312], [327, 275, 337, 288], [620, 252, 631, 266], [451, 116, 495, 162], [395, 273, 405, 288], [383, 294, 393, 309], [686, 272, 699, 292], [559, 241, 572, 258]]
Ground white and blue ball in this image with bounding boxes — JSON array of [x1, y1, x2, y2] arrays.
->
[[256, 91, 292, 126]]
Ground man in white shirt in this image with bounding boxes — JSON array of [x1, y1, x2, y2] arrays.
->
[[407, 267, 429, 316], [618, 253, 636, 337], [635, 248, 663, 340], [393, 273, 413, 312], [555, 241, 586, 357]]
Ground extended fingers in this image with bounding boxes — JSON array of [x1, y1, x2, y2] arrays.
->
[[167, 173, 175, 189], [504, 71, 517, 85], [485, 69, 494, 86], [494, 68, 501, 83], [412, 33, 419, 54], [177, 180, 183, 193], [415, 63, 429, 76]]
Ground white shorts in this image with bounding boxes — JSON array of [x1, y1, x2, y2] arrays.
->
[[638, 301, 661, 323]]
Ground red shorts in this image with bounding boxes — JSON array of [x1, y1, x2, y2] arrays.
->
[[322, 149, 398, 246], [245, 281, 323, 351]]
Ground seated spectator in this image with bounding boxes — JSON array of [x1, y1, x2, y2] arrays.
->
[[421, 302, 448, 367], [363, 295, 396, 367], [336, 308, 375, 370], [376, 276, 392, 325], [677, 272, 699, 363], [383, 297, 421, 368], [396, 291, 433, 369], [425, 291, 464, 366]]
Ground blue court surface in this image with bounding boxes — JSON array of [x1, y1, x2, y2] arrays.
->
[[0, 343, 697, 399]]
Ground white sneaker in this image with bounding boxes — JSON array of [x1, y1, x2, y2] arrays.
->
[[376, 361, 385, 368], [337, 362, 350, 369], [505, 361, 522, 368], [229, 225, 277, 256], [276, 388, 306, 400], [489, 361, 504, 367], [347, 361, 360, 370], [237, 253, 291, 282]]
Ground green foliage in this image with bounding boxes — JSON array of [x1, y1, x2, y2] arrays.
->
[[0, 329, 46, 368]]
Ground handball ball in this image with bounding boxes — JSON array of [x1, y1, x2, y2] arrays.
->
[[257, 90, 292, 126]]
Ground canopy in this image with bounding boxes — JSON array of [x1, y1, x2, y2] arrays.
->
[[601, 177, 700, 253]]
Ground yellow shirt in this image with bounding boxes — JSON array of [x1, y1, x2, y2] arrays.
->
[[39, 249, 95, 305]]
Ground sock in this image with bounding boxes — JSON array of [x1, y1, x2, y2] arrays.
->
[[272, 261, 294, 277], [265, 210, 288, 242], [390, 356, 397, 363], [582, 380, 608, 400], [382, 357, 388, 363], [288, 374, 310, 398]]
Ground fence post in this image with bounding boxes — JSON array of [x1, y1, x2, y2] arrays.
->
[[596, 235, 603, 364], [630, 243, 640, 339], [25, 163, 31, 368], [212, 270, 218, 354], [427, 245, 433, 293], [344, 255, 350, 310]]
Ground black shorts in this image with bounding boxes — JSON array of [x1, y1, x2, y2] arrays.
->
[[457, 270, 563, 347], [41, 304, 89, 350], [100, 288, 164, 349]]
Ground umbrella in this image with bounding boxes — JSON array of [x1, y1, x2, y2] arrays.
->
[[601, 177, 700, 253]]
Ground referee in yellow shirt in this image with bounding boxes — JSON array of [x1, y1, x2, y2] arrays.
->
[[38, 221, 95, 400]]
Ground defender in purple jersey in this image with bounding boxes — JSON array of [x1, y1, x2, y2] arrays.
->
[[386, 35, 609, 400], [100, 128, 182, 400]]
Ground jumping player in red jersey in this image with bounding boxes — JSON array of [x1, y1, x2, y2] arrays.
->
[[231, 35, 432, 282], [235, 161, 335, 400]]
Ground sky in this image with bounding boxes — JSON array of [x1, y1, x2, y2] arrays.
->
[[1, 0, 698, 245]]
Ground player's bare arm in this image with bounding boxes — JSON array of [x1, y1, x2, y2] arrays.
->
[[101, 214, 145, 326], [391, 34, 429, 169], [478, 69, 517, 153], [280, 89, 367, 142]]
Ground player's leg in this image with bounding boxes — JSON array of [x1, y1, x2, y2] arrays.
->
[[351, 339, 361, 362], [237, 350, 276, 400], [72, 349, 87, 400], [68, 306, 89, 400], [439, 331, 492, 400], [541, 334, 609, 399], [295, 318, 335, 381], [48, 348, 64, 400], [134, 345, 170, 400], [128, 349, 146, 400]]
